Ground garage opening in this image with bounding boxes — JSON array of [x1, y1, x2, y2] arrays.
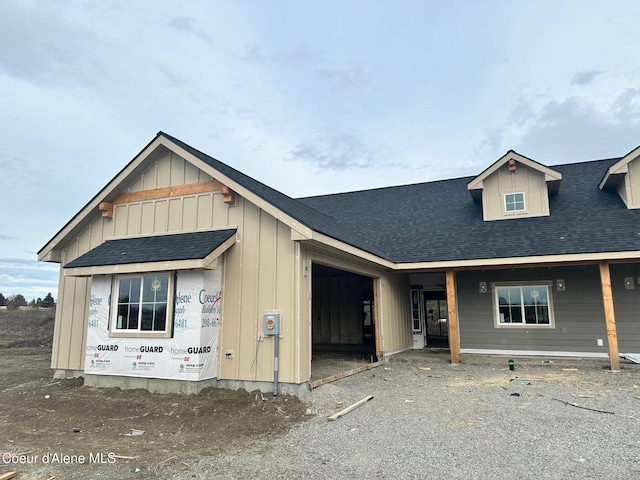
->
[[311, 263, 378, 382]]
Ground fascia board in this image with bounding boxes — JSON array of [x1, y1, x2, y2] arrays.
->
[[202, 234, 238, 268], [393, 250, 640, 271], [63, 258, 207, 277], [291, 229, 312, 240], [308, 231, 395, 269]]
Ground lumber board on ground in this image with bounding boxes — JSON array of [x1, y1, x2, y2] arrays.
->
[[327, 395, 374, 421]]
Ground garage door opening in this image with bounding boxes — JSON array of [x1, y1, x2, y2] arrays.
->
[[311, 263, 379, 383]]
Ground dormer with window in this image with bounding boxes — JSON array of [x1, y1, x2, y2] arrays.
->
[[598, 144, 640, 209], [467, 151, 562, 221]]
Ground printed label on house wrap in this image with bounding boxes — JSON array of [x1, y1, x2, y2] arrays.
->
[[84, 263, 222, 381]]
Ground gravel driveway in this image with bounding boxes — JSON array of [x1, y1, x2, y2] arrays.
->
[[194, 350, 639, 479]]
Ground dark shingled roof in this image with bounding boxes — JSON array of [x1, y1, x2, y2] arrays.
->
[[160, 132, 393, 260], [55, 132, 640, 268], [299, 158, 640, 264], [158, 134, 640, 264], [64, 229, 237, 268]]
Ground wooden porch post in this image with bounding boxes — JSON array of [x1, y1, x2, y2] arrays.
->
[[599, 262, 621, 371], [446, 270, 460, 365]]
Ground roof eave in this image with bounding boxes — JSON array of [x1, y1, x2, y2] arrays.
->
[[302, 231, 396, 269], [394, 250, 640, 271], [63, 258, 214, 277]]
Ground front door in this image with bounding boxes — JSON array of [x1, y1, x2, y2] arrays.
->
[[425, 292, 449, 347]]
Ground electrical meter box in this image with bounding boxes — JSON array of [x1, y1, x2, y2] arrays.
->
[[263, 312, 281, 336]]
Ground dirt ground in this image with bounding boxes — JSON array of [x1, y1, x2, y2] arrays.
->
[[0, 310, 311, 479]]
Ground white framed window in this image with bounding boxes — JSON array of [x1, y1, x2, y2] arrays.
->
[[410, 289, 423, 333], [110, 272, 174, 338], [492, 282, 554, 328], [504, 192, 526, 213]]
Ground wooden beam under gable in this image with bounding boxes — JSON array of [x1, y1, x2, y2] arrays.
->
[[220, 185, 236, 205], [112, 180, 237, 205], [98, 202, 113, 219]]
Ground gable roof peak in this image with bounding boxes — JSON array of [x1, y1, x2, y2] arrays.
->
[[466, 150, 563, 202], [467, 150, 562, 192]]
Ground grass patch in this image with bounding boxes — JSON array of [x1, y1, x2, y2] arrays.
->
[[0, 308, 55, 347]]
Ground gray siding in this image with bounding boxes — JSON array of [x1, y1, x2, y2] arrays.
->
[[457, 266, 612, 354]]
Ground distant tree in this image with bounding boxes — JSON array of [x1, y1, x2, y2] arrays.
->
[[36, 297, 43, 308], [0, 293, 5, 306], [29, 299, 36, 308], [41, 293, 56, 309], [6, 294, 27, 311]]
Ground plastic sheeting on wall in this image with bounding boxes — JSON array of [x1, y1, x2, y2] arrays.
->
[[84, 265, 222, 381]]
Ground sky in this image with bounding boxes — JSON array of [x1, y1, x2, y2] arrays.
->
[[1, 1, 640, 301]]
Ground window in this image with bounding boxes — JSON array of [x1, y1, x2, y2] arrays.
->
[[111, 273, 173, 337], [410, 289, 422, 333], [493, 282, 554, 328], [504, 192, 525, 212]]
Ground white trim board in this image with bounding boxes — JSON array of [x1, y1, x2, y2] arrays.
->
[[460, 348, 609, 359]]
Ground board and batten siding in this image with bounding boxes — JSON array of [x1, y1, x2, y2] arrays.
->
[[457, 266, 610, 354], [127, 149, 214, 192], [52, 150, 309, 385], [482, 164, 550, 221], [218, 198, 307, 385], [51, 215, 113, 372], [619, 157, 640, 208], [378, 272, 413, 355]]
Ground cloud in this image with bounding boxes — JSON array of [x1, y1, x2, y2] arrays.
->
[[610, 88, 640, 124], [316, 63, 368, 91], [0, 3, 93, 86], [476, 128, 504, 157], [477, 90, 640, 163], [241, 45, 368, 91], [0, 151, 49, 195], [240, 45, 267, 63], [168, 16, 197, 33], [272, 46, 324, 68], [0, 153, 29, 194], [288, 130, 386, 170], [168, 16, 213, 44], [0, 235, 17, 241], [241, 45, 323, 66], [570, 69, 602, 86], [0, 258, 58, 300]]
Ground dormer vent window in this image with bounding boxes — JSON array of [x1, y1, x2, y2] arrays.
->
[[505, 193, 525, 212], [508, 159, 516, 173]]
